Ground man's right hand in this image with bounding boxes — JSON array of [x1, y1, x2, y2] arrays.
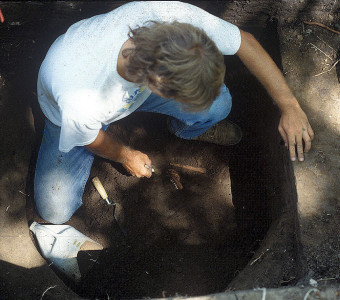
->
[[86, 129, 152, 178], [121, 148, 152, 178]]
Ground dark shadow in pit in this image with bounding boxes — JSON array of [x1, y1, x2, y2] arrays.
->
[[227, 18, 291, 238], [224, 19, 302, 290]]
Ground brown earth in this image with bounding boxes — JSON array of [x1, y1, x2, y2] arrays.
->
[[1, 1, 339, 300]]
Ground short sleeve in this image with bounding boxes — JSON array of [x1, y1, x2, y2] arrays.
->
[[59, 116, 102, 152], [57, 91, 104, 152]]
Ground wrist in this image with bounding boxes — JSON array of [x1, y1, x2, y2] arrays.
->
[[277, 97, 301, 113], [117, 145, 133, 164]]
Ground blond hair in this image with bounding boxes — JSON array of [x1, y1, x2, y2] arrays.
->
[[125, 21, 226, 111]]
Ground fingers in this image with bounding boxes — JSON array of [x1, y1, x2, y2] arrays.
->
[[279, 124, 300, 161], [127, 165, 151, 178], [142, 158, 152, 178], [288, 139, 297, 161], [131, 164, 152, 178], [307, 125, 315, 141], [123, 150, 152, 178], [302, 130, 312, 153], [278, 125, 288, 147], [287, 129, 313, 162], [282, 125, 304, 161], [140, 165, 152, 178], [295, 136, 304, 162], [279, 108, 314, 162]]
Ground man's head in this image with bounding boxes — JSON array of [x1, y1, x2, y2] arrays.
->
[[125, 21, 226, 111]]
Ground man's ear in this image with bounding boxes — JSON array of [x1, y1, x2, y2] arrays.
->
[[122, 48, 134, 58]]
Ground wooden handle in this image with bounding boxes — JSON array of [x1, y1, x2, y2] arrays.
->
[[92, 176, 108, 200]]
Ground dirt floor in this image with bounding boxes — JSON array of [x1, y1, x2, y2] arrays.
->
[[0, 1, 339, 300], [77, 115, 251, 299], [279, 0, 340, 286]]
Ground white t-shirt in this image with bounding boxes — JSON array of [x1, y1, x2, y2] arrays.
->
[[37, 1, 241, 152]]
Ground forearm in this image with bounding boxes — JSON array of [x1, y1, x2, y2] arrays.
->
[[235, 30, 314, 161], [85, 129, 152, 177], [236, 30, 299, 111], [85, 129, 129, 163]]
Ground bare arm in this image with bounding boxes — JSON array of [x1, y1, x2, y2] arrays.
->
[[236, 30, 314, 161], [85, 130, 152, 178]]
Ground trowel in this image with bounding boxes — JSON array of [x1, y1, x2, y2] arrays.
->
[[92, 176, 127, 237], [30, 222, 103, 282]]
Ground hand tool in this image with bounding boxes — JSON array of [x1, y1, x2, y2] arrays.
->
[[92, 176, 126, 237], [144, 163, 155, 173], [145, 163, 184, 189], [92, 176, 115, 206]]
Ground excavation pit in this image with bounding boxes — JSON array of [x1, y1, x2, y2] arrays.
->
[[0, 1, 304, 299], [31, 20, 300, 299]]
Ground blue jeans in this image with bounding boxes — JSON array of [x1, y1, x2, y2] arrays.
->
[[34, 85, 232, 224]]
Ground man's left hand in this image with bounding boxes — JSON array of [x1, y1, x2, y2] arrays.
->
[[278, 105, 314, 162]]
